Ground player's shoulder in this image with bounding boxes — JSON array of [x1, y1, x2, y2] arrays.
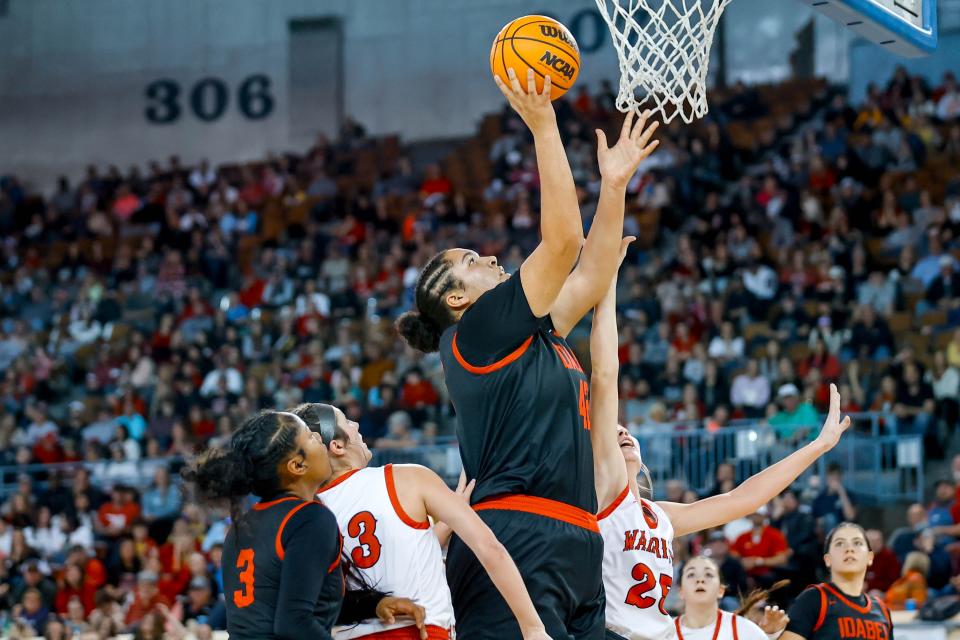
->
[[388, 463, 440, 485], [285, 499, 338, 533], [729, 612, 769, 640]]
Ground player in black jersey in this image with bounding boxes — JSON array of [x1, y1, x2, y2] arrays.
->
[[396, 68, 659, 640], [783, 523, 894, 640], [184, 410, 426, 640]]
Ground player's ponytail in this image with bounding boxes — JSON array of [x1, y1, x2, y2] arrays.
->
[[735, 579, 790, 618], [396, 251, 461, 353], [183, 410, 303, 520]]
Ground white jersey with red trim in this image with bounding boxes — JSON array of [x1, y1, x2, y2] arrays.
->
[[674, 610, 769, 640], [318, 464, 454, 638], [598, 486, 677, 640]]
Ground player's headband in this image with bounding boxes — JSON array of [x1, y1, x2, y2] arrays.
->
[[304, 403, 338, 443]]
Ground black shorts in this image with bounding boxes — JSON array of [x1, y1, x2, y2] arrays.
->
[[446, 502, 604, 640]]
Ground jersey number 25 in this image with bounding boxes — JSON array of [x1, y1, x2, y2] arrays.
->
[[625, 562, 672, 615]]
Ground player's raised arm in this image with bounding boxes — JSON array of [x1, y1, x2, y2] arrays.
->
[[396, 465, 551, 640], [550, 112, 659, 337], [495, 69, 582, 317], [589, 240, 632, 511], [659, 384, 853, 537]]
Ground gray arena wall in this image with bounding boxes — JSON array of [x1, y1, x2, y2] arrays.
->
[[0, 0, 937, 188]]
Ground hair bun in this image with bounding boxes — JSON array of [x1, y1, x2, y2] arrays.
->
[[396, 310, 442, 353]]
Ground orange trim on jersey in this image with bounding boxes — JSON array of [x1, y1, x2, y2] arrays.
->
[[813, 584, 828, 632], [822, 582, 874, 614], [317, 468, 361, 494], [875, 595, 893, 625], [451, 332, 533, 375], [275, 501, 315, 560], [356, 624, 450, 639], [252, 496, 299, 511], [674, 611, 722, 640], [731, 613, 739, 640], [474, 494, 599, 534], [327, 532, 343, 573], [597, 484, 631, 521], [384, 464, 430, 530]]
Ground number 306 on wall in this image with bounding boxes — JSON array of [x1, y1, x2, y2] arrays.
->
[[145, 74, 274, 124]]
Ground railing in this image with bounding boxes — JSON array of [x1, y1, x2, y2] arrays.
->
[[0, 413, 924, 504]]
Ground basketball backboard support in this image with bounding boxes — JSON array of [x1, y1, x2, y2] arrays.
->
[[799, 0, 938, 57]]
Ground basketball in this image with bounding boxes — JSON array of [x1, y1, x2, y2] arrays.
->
[[490, 15, 580, 99]]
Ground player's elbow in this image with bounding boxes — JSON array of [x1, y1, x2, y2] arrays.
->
[[543, 231, 582, 267], [473, 533, 511, 567]]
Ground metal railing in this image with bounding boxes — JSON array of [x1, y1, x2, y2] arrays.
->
[[0, 413, 924, 504]]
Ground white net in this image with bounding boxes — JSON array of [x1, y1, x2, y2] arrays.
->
[[595, 0, 734, 124]]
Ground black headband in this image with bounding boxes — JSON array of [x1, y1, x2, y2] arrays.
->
[[309, 404, 338, 443]]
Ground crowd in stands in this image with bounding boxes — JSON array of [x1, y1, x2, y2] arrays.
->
[[0, 63, 958, 637]]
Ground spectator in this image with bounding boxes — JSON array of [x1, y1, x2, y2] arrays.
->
[[926, 254, 960, 306], [928, 480, 956, 530], [865, 529, 901, 595], [811, 463, 858, 530], [895, 362, 935, 439], [884, 551, 929, 610], [96, 487, 141, 539], [141, 467, 182, 532], [706, 530, 749, 608], [14, 587, 51, 636], [125, 570, 172, 627], [730, 359, 770, 417], [773, 488, 818, 587], [768, 383, 819, 441], [374, 411, 420, 450], [173, 576, 226, 630], [707, 321, 745, 364], [12, 561, 57, 610], [731, 505, 790, 587]]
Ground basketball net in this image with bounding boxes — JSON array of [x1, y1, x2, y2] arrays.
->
[[595, 0, 733, 124]]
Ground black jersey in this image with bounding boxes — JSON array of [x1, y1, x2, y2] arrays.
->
[[222, 496, 344, 640], [439, 275, 596, 513], [786, 582, 894, 640]]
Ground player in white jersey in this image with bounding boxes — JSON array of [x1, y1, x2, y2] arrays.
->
[[675, 557, 786, 640], [588, 251, 852, 640], [291, 403, 550, 640]]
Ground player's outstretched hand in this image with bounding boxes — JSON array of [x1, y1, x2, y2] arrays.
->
[[815, 383, 852, 451], [376, 597, 427, 639], [758, 605, 790, 635], [494, 68, 557, 135], [596, 110, 660, 189]]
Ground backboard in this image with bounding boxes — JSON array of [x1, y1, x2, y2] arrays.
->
[[800, 0, 938, 57]]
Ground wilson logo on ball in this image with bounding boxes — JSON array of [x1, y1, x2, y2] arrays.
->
[[539, 52, 576, 79], [539, 25, 577, 49]]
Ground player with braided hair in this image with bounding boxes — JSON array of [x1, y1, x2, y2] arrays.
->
[[396, 67, 659, 640], [184, 410, 426, 640]]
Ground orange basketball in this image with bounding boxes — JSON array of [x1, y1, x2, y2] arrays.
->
[[490, 15, 580, 100]]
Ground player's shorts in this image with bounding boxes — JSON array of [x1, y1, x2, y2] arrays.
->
[[446, 495, 604, 640]]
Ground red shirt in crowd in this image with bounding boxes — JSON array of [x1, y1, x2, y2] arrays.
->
[[400, 380, 439, 408], [732, 525, 788, 577], [55, 583, 97, 615], [866, 545, 902, 593], [97, 501, 141, 534]]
